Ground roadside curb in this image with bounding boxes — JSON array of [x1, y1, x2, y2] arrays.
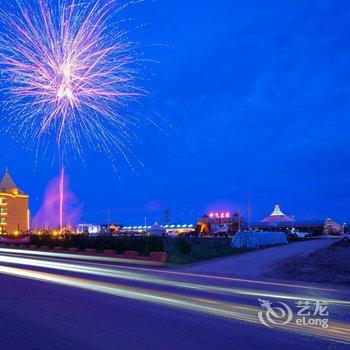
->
[[0, 244, 167, 265]]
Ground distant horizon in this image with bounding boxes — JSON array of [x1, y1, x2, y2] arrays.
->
[[1, 166, 348, 228]]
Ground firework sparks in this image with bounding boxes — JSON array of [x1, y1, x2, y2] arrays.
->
[[0, 0, 143, 160]]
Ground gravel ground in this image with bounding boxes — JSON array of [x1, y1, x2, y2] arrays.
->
[[265, 239, 350, 285], [181, 237, 338, 277]]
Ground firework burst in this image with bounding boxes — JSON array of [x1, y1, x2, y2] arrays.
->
[[0, 0, 144, 162]]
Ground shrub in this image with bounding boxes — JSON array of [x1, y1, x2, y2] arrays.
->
[[176, 237, 192, 255], [29, 234, 164, 256]]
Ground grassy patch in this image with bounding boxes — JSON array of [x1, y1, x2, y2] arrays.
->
[[166, 237, 256, 264], [167, 246, 251, 264]]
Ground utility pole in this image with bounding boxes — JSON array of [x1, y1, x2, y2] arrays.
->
[[248, 195, 252, 231], [164, 207, 170, 225], [144, 217, 147, 226], [238, 209, 241, 231]]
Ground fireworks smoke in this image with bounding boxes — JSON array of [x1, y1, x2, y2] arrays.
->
[[32, 171, 83, 230], [0, 0, 144, 161]]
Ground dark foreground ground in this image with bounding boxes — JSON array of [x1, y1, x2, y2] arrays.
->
[[0, 247, 349, 349], [265, 239, 350, 284], [2, 274, 343, 350]]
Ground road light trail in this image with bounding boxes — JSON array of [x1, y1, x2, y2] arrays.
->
[[0, 253, 349, 307], [0, 264, 349, 344], [0, 248, 340, 293]]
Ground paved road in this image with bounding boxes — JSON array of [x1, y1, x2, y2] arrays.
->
[[0, 247, 349, 350], [183, 237, 340, 277]]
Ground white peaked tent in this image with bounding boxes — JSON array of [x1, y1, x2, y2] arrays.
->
[[261, 205, 294, 223]]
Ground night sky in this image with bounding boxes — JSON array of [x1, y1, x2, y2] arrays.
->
[[0, 0, 349, 226]]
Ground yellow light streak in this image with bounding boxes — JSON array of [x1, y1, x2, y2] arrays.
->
[[0, 265, 348, 344], [0, 253, 348, 307]]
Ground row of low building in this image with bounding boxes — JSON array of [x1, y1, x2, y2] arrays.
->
[[76, 223, 196, 236], [197, 205, 343, 236], [252, 205, 343, 235], [79, 205, 343, 237], [0, 170, 344, 237]]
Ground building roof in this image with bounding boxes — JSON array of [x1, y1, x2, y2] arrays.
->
[[0, 170, 18, 190], [261, 205, 294, 223], [0, 170, 26, 195]]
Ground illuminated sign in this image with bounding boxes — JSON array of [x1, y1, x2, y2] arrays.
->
[[208, 212, 231, 219]]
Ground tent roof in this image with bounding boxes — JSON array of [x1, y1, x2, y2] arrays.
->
[[261, 205, 294, 222]]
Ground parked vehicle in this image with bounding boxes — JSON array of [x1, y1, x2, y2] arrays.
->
[[166, 231, 179, 238], [287, 228, 306, 239], [343, 232, 350, 241]]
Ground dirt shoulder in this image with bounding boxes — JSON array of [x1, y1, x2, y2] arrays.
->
[[180, 237, 338, 276], [264, 239, 350, 285]]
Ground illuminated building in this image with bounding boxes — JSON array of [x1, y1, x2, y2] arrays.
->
[[74, 222, 196, 236], [241, 204, 343, 235], [0, 170, 29, 234], [197, 212, 241, 235], [76, 223, 101, 235], [120, 224, 195, 236]]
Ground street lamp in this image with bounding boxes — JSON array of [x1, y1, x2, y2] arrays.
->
[[291, 215, 295, 231]]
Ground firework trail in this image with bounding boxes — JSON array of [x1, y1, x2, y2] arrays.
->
[[0, 0, 145, 230], [0, 0, 143, 160]]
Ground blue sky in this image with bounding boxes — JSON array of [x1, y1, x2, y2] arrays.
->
[[1, 0, 349, 225]]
